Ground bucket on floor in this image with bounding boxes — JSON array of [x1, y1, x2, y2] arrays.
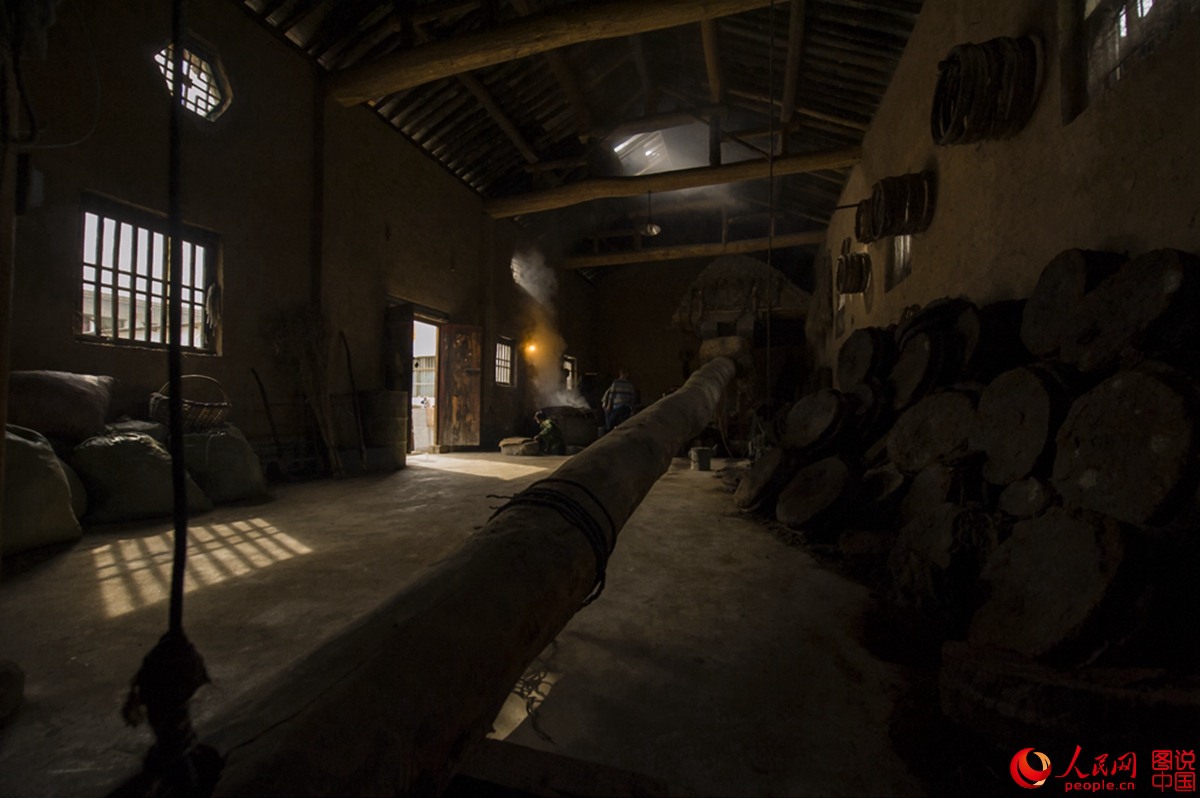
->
[[689, 446, 713, 471]]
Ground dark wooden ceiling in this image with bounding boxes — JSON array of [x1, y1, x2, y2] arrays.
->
[[239, 0, 923, 274]]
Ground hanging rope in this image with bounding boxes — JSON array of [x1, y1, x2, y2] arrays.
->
[[854, 170, 936, 243], [118, 1, 219, 794], [488, 477, 616, 607], [930, 35, 1042, 145], [764, 0, 777, 403]]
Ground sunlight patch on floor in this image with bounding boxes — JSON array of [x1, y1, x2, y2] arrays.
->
[[91, 517, 313, 618], [489, 666, 561, 741], [408, 454, 550, 481]]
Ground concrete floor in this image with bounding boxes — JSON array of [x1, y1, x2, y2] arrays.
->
[[0, 453, 927, 797]]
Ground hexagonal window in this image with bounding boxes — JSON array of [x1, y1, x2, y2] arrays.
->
[[153, 39, 231, 121]]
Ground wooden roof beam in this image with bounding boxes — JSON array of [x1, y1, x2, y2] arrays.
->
[[563, 230, 826, 269], [779, 0, 807, 123], [483, 144, 861, 218], [522, 156, 589, 174], [328, 0, 775, 104], [597, 105, 725, 142]]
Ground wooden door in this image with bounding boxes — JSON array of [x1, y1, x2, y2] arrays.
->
[[384, 303, 414, 451], [437, 324, 482, 449]]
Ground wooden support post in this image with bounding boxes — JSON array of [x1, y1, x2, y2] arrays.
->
[[708, 116, 722, 166], [180, 358, 739, 797]]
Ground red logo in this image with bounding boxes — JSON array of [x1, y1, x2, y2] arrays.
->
[[1011, 748, 1053, 789]]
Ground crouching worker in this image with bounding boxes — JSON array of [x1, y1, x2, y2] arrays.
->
[[533, 411, 565, 455]]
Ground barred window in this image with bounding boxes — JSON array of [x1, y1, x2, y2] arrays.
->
[[154, 39, 231, 121], [78, 197, 219, 352], [1086, 0, 1195, 96], [495, 339, 513, 386]]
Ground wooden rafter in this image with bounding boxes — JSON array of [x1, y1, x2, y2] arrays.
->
[[729, 88, 869, 132], [779, 0, 806, 123], [563, 230, 826, 269], [483, 145, 861, 218], [456, 73, 539, 164], [627, 34, 657, 116], [700, 19, 724, 103], [328, 0, 776, 104], [509, 0, 594, 141], [597, 105, 724, 143]]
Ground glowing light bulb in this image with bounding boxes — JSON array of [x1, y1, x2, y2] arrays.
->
[[526, 343, 537, 354]]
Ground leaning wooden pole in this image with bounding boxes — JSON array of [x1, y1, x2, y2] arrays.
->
[[191, 356, 738, 797]]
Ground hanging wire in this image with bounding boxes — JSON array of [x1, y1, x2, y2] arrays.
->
[[117, 1, 220, 794], [764, 0, 777, 405]]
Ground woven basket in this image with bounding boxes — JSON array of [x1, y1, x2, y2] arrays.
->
[[149, 374, 232, 432]]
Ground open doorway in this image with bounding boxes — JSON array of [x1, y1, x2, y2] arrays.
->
[[412, 320, 438, 453]]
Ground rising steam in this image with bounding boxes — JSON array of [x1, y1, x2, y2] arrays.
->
[[511, 250, 588, 409]]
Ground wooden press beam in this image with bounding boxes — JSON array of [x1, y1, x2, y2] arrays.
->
[[563, 230, 827, 269], [483, 144, 862, 218], [191, 358, 738, 797], [779, 0, 807, 123], [328, 0, 775, 104]]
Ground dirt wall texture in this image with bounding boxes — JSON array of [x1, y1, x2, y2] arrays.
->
[[811, 0, 1200, 366]]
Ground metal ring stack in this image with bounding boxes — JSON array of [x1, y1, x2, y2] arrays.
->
[[931, 35, 1043, 145], [836, 251, 872, 294], [855, 170, 937, 243]]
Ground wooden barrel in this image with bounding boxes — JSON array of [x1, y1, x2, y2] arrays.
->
[[972, 364, 1075, 485], [845, 379, 895, 453], [1052, 364, 1198, 525], [900, 461, 989, 525], [837, 327, 896, 389], [997, 478, 1053, 519], [775, 456, 850, 534], [887, 390, 979, 474], [1020, 248, 1126, 360], [889, 331, 952, 411], [968, 508, 1132, 661], [887, 503, 999, 621], [734, 447, 796, 512], [782, 389, 850, 452], [1068, 248, 1200, 373], [956, 299, 1030, 382]]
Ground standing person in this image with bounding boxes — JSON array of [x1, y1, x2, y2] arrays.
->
[[533, 410, 565, 455], [601, 368, 638, 432]]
